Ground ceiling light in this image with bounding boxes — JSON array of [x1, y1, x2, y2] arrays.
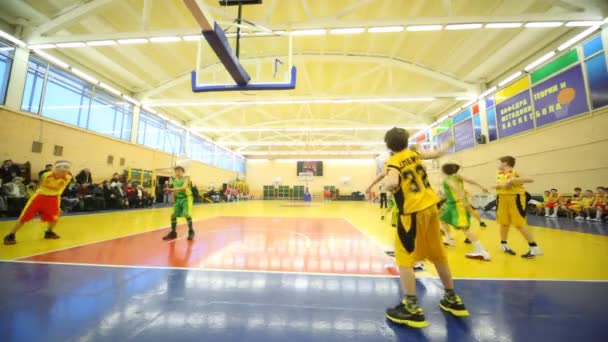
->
[[56, 42, 86, 48], [291, 29, 326, 36], [71, 67, 98, 84], [117, 38, 149, 44], [86, 40, 117, 46], [192, 126, 424, 133], [525, 22, 563, 28], [149, 36, 182, 43], [33, 50, 69, 69], [461, 100, 477, 108], [0, 30, 27, 47], [524, 51, 556, 72], [445, 23, 483, 30], [456, 96, 474, 101], [145, 97, 435, 107], [436, 115, 449, 123], [498, 71, 522, 87], [142, 106, 157, 114], [478, 86, 497, 99], [28, 44, 56, 49], [182, 35, 202, 41], [368, 26, 404, 33], [98, 82, 121, 96], [485, 23, 522, 28], [406, 25, 442, 31], [565, 21, 605, 27], [558, 25, 601, 51], [122, 95, 140, 106], [329, 27, 365, 34]]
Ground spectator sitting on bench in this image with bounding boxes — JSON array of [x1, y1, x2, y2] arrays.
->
[[38, 164, 53, 179]]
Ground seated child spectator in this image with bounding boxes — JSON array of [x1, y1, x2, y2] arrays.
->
[[38, 164, 53, 179], [562, 187, 582, 218], [591, 186, 606, 222], [577, 190, 596, 221], [543, 189, 560, 217]]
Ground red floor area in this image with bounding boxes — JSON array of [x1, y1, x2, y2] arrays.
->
[[22, 216, 395, 276]]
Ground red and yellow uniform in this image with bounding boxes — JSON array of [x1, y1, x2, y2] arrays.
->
[[595, 193, 606, 210], [387, 149, 445, 268], [577, 196, 595, 212], [544, 193, 560, 209], [19, 171, 72, 223], [496, 169, 527, 227], [565, 194, 581, 209]]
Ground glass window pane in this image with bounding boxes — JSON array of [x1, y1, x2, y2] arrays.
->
[[41, 66, 92, 126], [21, 58, 47, 113], [0, 43, 13, 104], [122, 113, 132, 141]]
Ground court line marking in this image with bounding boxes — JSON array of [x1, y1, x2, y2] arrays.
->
[[15, 216, 220, 260], [1, 259, 606, 282], [165, 227, 312, 248]]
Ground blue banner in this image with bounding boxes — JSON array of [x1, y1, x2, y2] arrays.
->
[[453, 108, 472, 124], [585, 52, 608, 109], [486, 107, 498, 141], [496, 90, 534, 139], [532, 65, 589, 127], [454, 119, 475, 152], [436, 129, 454, 155]]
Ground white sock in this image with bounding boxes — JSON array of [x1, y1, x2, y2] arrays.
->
[[545, 207, 550, 216], [472, 240, 483, 252], [596, 210, 603, 219]]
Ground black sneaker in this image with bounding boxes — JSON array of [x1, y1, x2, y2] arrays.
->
[[480, 221, 487, 228], [3, 233, 16, 245], [162, 231, 177, 241], [501, 244, 516, 255], [187, 230, 195, 241], [385, 251, 395, 257], [44, 231, 60, 240], [464, 238, 471, 244], [439, 294, 470, 317], [385, 302, 428, 328]]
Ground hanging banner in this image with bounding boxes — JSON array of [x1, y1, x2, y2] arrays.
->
[[436, 129, 454, 155], [532, 65, 589, 128], [454, 119, 475, 152], [495, 90, 534, 139]]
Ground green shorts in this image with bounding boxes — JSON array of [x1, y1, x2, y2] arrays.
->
[[439, 202, 471, 229], [173, 196, 193, 217]]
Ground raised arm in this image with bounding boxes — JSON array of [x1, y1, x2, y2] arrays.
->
[[418, 140, 455, 160], [365, 171, 387, 194], [383, 168, 400, 193], [459, 175, 489, 193], [446, 178, 467, 203]]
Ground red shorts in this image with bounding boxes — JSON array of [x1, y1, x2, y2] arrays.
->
[[545, 202, 558, 209], [597, 203, 606, 210], [19, 194, 61, 223], [565, 203, 575, 208]]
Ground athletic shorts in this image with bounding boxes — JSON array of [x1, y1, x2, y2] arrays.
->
[[19, 194, 60, 223], [545, 202, 558, 209], [496, 194, 527, 227], [394, 205, 447, 268], [439, 202, 471, 229], [596, 203, 606, 210], [173, 196, 193, 217]]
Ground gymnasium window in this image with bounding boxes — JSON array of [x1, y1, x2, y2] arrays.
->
[[0, 39, 14, 105], [137, 111, 185, 155], [21, 56, 47, 113], [189, 136, 215, 165], [20, 55, 133, 141]]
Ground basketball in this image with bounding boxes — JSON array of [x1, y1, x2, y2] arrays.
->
[[557, 87, 576, 105]]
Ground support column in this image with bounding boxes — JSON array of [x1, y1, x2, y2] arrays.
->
[[602, 26, 608, 69], [184, 130, 191, 158], [5, 47, 29, 110], [130, 105, 140, 144], [478, 98, 489, 141]]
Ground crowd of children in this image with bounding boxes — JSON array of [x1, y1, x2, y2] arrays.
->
[[536, 186, 607, 222]]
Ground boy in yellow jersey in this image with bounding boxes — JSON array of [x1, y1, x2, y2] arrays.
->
[[494, 156, 542, 258], [439, 163, 491, 261], [4, 161, 72, 245], [591, 186, 606, 222], [563, 187, 582, 220], [382, 128, 468, 329], [162, 166, 195, 241], [579, 190, 596, 221]]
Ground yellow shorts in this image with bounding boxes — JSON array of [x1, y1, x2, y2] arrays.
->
[[496, 194, 527, 227], [394, 205, 447, 268]]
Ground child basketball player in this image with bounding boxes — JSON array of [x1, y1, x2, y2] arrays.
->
[[591, 186, 606, 222], [494, 156, 542, 258], [383, 192, 425, 271], [162, 166, 195, 241], [563, 187, 582, 219], [439, 163, 491, 261], [382, 128, 467, 328], [544, 189, 560, 218], [3, 161, 72, 245]]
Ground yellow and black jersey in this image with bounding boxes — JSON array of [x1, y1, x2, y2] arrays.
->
[[387, 149, 440, 215]]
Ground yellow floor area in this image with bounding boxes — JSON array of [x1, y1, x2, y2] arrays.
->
[[1, 200, 606, 280]]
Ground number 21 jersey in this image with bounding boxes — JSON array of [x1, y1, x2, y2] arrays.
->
[[387, 149, 440, 214]]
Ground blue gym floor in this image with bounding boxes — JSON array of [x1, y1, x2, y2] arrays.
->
[[1, 261, 606, 342]]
